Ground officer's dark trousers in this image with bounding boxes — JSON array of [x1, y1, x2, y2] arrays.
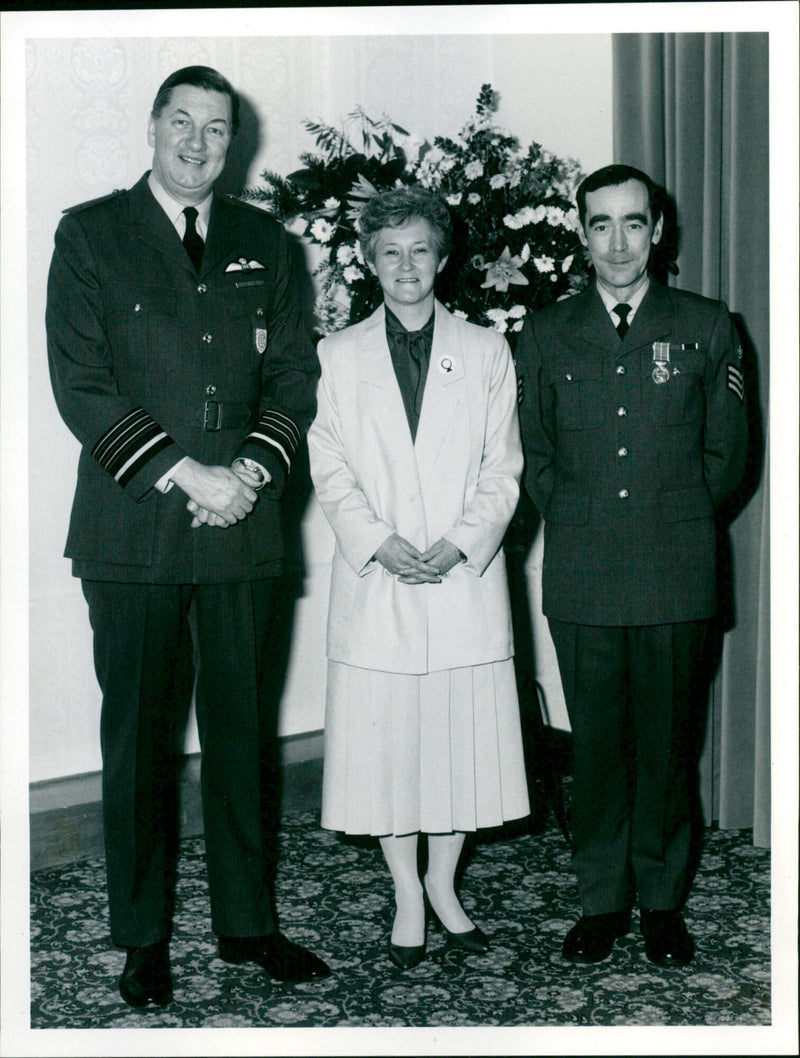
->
[[548, 619, 710, 916], [83, 579, 281, 948]]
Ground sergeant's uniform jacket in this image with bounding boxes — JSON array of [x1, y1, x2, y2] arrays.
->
[[515, 280, 747, 625], [46, 172, 318, 583]]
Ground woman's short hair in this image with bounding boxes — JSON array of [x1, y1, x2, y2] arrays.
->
[[151, 66, 240, 135], [358, 187, 452, 264]]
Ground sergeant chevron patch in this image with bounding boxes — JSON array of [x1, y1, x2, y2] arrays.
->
[[727, 364, 744, 402]]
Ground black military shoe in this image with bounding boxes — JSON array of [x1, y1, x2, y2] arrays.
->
[[640, 908, 695, 966], [561, 910, 631, 963], [218, 932, 331, 983], [118, 939, 173, 1007]]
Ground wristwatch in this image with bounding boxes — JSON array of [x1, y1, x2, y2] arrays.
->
[[233, 457, 270, 490]]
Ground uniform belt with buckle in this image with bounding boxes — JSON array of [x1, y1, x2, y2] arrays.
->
[[201, 401, 253, 431]]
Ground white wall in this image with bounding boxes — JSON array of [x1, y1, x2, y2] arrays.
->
[[27, 31, 612, 783]]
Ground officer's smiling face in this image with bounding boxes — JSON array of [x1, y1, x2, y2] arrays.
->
[[579, 179, 663, 302], [148, 84, 232, 205]]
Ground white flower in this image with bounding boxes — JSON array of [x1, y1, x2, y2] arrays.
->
[[310, 218, 334, 243], [414, 146, 445, 188], [546, 205, 565, 226], [489, 174, 507, 190], [504, 206, 541, 229], [468, 192, 481, 205], [446, 193, 463, 206], [561, 254, 574, 273], [481, 246, 529, 292], [533, 255, 555, 273], [507, 304, 527, 318], [353, 242, 365, 265], [484, 308, 509, 333], [401, 133, 426, 168], [464, 160, 484, 180], [336, 244, 356, 265], [507, 168, 522, 189], [439, 156, 457, 175], [342, 264, 364, 284], [324, 197, 340, 210], [452, 309, 469, 320], [510, 319, 526, 332]]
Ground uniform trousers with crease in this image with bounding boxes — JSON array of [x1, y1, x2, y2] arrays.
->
[[82, 578, 281, 948], [548, 618, 711, 916]]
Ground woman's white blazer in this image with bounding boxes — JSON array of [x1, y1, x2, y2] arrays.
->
[[308, 301, 523, 674]]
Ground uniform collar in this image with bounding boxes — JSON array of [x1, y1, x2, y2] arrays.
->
[[147, 171, 213, 237], [596, 275, 650, 320]]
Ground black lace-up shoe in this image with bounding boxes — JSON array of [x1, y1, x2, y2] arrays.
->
[[561, 911, 631, 963], [218, 932, 331, 983], [640, 908, 695, 966], [118, 939, 173, 1007]]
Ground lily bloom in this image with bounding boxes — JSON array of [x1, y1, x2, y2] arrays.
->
[[480, 246, 529, 292]]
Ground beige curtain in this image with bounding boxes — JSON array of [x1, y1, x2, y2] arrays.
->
[[612, 33, 770, 846]]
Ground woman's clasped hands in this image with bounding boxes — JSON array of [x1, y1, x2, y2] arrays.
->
[[374, 534, 462, 584]]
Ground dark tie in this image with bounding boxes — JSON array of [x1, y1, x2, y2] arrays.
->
[[614, 303, 631, 340], [182, 206, 204, 272]]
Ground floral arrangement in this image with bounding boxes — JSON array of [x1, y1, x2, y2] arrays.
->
[[245, 85, 590, 340]]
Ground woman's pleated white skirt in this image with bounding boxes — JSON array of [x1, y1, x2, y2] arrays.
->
[[321, 658, 530, 836]]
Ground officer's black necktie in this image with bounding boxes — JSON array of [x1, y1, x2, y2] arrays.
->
[[182, 206, 204, 273], [614, 302, 631, 340]]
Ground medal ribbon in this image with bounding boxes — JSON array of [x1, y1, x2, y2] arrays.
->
[[652, 342, 671, 367]]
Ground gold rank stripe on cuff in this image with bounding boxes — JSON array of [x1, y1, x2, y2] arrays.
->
[[245, 409, 302, 475], [92, 408, 173, 487], [727, 364, 745, 402]]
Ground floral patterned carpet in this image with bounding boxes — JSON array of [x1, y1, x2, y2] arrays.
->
[[30, 800, 770, 1031]]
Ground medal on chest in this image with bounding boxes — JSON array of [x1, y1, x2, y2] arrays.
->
[[651, 341, 671, 384]]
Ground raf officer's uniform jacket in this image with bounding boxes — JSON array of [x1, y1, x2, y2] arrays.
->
[[46, 172, 319, 583], [515, 280, 747, 626]]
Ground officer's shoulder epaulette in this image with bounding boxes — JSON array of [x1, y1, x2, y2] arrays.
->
[[63, 188, 128, 215], [223, 194, 277, 217]]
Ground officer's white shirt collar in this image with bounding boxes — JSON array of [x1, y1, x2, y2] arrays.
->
[[148, 171, 212, 240], [596, 275, 650, 327]]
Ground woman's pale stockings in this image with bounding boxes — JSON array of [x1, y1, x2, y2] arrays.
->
[[380, 831, 474, 945]]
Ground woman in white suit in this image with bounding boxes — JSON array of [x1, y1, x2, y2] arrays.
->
[[308, 188, 529, 969]]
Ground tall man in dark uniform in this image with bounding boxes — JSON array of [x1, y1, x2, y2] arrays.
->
[[46, 66, 330, 1006], [515, 165, 747, 967]]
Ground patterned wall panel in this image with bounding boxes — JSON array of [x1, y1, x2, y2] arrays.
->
[[27, 34, 611, 780]]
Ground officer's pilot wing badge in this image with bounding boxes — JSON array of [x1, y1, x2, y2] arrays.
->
[[226, 258, 267, 272]]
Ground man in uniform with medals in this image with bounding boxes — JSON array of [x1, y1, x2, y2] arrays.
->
[[515, 164, 748, 967], [46, 66, 330, 1006]]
